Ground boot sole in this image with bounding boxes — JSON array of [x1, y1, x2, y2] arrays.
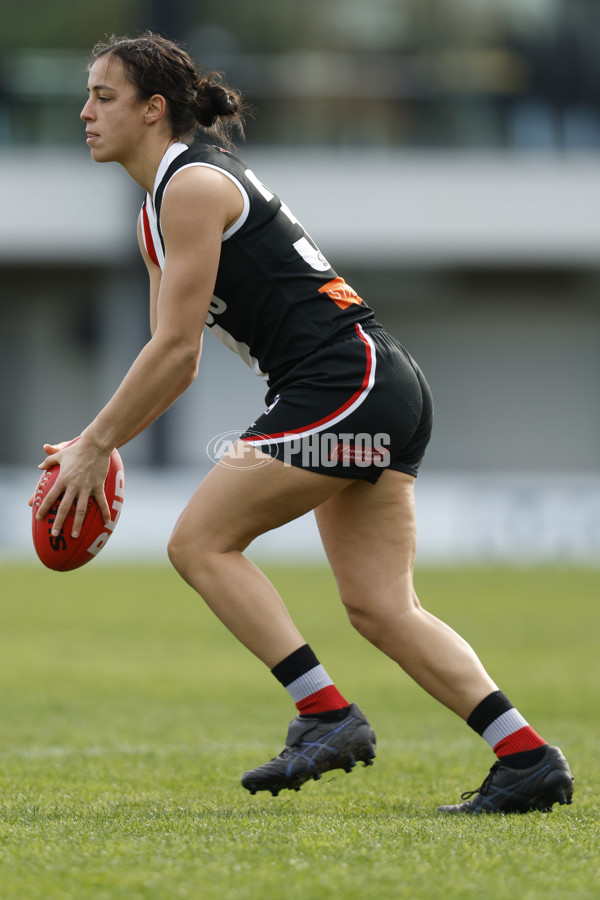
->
[[243, 734, 376, 797]]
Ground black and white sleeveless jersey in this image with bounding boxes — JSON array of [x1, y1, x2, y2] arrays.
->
[[140, 141, 374, 384]]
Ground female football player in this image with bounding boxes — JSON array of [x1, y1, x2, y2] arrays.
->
[[35, 33, 573, 813]]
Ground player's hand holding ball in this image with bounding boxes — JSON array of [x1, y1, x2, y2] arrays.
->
[[31, 435, 125, 571]]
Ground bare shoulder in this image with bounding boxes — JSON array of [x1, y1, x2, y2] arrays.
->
[[161, 164, 243, 232]]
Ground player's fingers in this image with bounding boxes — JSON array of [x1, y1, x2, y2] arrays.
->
[[38, 441, 73, 470], [71, 492, 92, 539], [35, 479, 62, 521], [94, 486, 112, 526], [43, 441, 70, 453], [38, 454, 61, 471], [50, 489, 77, 537]]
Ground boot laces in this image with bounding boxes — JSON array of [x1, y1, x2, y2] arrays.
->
[[460, 760, 501, 801]]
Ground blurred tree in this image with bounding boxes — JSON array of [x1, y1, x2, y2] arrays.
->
[[143, 0, 189, 42], [0, 0, 141, 50]]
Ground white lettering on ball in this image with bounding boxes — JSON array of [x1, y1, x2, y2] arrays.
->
[[87, 467, 125, 557]]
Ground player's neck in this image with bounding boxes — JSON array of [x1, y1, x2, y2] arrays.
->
[[122, 136, 180, 195]]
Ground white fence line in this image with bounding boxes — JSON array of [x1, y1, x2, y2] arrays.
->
[[4, 467, 600, 567]]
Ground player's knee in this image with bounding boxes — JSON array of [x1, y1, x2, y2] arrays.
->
[[167, 524, 201, 579], [343, 587, 420, 644], [167, 528, 187, 576], [344, 601, 385, 643], [167, 521, 222, 585]]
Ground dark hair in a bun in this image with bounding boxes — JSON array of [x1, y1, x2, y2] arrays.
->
[[193, 71, 243, 131], [91, 32, 246, 144]]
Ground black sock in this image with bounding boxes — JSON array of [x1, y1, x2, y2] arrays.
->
[[300, 706, 352, 722], [500, 746, 547, 769]]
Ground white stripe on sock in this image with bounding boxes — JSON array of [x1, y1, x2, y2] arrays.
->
[[481, 708, 528, 749], [285, 665, 333, 703]]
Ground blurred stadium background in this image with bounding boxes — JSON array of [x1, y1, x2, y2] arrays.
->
[[2, 0, 600, 565]]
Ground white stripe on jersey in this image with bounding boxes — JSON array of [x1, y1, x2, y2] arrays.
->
[[141, 142, 189, 269], [141, 198, 166, 268], [152, 142, 188, 199]]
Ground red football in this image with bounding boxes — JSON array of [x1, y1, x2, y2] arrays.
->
[[32, 448, 125, 571]]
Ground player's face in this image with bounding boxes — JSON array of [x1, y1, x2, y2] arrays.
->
[[80, 55, 147, 164]]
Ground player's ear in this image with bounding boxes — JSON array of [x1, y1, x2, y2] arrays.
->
[[145, 94, 167, 125]]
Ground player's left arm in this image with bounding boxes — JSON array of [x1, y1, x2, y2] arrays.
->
[[112, 213, 204, 447], [36, 167, 242, 537]]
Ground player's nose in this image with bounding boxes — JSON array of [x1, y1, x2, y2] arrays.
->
[[80, 98, 94, 121]]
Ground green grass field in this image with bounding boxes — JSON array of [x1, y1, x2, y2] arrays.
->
[[0, 562, 598, 900]]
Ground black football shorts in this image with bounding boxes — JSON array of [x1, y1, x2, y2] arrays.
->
[[240, 321, 433, 484]]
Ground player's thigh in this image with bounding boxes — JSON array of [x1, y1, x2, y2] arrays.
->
[[170, 441, 353, 555], [314, 469, 418, 608]]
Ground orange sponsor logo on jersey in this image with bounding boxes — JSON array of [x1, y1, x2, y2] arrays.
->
[[318, 277, 364, 310]]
